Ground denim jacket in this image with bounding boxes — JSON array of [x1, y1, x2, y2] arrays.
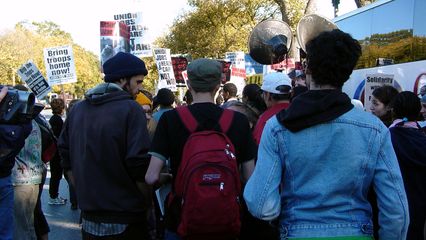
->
[[244, 108, 409, 239]]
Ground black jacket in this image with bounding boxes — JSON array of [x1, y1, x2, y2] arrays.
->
[[390, 126, 426, 240], [0, 122, 32, 177], [58, 83, 151, 223]]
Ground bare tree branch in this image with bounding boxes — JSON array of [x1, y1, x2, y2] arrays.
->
[[273, 0, 290, 24]]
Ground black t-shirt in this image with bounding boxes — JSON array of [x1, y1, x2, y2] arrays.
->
[[49, 114, 63, 138], [150, 102, 256, 231], [150, 102, 256, 178]]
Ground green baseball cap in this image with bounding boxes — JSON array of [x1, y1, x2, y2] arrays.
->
[[187, 58, 222, 92]]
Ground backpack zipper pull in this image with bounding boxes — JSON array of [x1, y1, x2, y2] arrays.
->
[[220, 182, 224, 191], [225, 145, 236, 159]]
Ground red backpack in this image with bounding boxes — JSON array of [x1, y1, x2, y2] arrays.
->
[[173, 106, 242, 239]]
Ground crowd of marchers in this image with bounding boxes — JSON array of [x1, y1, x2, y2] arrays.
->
[[1, 29, 426, 240]]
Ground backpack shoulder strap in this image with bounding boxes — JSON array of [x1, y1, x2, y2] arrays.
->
[[219, 109, 234, 133], [176, 106, 198, 133]]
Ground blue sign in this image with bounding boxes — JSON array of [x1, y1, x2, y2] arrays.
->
[[245, 54, 263, 75]]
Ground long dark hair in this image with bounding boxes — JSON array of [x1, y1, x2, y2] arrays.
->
[[242, 84, 266, 114], [372, 85, 399, 126]]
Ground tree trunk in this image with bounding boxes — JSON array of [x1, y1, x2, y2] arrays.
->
[[354, 0, 362, 8], [305, 0, 317, 15], [273, 0, 290, 24]]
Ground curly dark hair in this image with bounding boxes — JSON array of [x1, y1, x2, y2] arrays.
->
[[305, 29, 361, 88], [50, 98, 65, 115], [392, 91, 421, 121]]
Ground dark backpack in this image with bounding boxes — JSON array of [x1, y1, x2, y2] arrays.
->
[[174, 106, 241, 239]]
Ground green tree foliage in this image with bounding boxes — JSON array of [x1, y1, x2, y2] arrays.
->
[[157, 0, 379, 60], [0, 21, 102, 97], [272, 0, 306, 29], [157, 0, 281, 59], [142, 57, 158, 93], [354, 0, 376, 8], [356, 29, 426, 69]]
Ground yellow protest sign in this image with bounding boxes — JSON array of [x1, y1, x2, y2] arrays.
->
[[246, 74, 263, 86]]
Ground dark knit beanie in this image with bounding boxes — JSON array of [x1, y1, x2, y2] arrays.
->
[[154, 88, 175, 107], [103, 52, 148, 82], [187, 58, 222, 92]]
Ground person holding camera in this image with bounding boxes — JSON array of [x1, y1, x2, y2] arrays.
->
[[0, 86, 33, 240]]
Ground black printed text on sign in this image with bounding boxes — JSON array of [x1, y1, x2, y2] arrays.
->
[[17, 60, 51, 99], [43, 45, 77, 86]]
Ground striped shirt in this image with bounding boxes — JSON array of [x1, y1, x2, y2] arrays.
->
[[82, 218, 127, 236]]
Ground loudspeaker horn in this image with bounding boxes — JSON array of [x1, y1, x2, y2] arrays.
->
[[248, 19, 292, 65], [296, 14, 338, 53]]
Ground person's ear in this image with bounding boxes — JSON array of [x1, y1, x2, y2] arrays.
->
[[267, 92, 273, 101], [117, 78, 126, 88]]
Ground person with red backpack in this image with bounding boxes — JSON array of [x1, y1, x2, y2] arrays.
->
[[145, 58, 256, 240]]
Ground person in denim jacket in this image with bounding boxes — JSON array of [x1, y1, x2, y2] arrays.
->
[[243, 29, 409, 240]]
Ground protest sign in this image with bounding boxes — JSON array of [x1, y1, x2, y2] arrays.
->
[[225, 52, 246, 95], [246, 74, 263, 86], [245, 54, 263, 75], [100, 21, 130, 67], [153, 48, 176, 91], [215, 60, 232, 84], [364, 73, 394, 112], [113, 12, 152, 57], [181, 70, 188, 83], [263, 58, 295, 75], [171, 57, 188, 86], [43, 45, 77, 86], [17, 60, 51, 99]]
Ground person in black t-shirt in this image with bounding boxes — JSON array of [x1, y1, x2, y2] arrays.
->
[[145, 58, 256, 239], [48, 98, 67, 205]]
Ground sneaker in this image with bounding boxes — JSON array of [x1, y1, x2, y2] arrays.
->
[[48, 197, 66, 205], [58, 196, 67, 202]]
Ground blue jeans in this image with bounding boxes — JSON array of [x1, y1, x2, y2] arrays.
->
[[14, 184, 39, 240], [0, 176, 13, 240], [165, 230, 181, 240]]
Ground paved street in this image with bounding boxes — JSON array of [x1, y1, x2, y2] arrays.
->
[[42, 169, 81, 239]]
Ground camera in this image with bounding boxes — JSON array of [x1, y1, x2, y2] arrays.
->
[[0, 86, 36, 124]]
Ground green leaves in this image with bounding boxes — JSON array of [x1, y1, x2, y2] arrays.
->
[[157, 0, 280, 59], [0, 21, 101, 97]]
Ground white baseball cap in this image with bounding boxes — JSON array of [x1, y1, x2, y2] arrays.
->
[[261, 72, 292, 94]]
